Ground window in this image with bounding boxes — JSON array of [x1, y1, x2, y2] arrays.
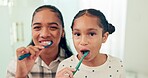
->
[[0, 0, 13, 6]]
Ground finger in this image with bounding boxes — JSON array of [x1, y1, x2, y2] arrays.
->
[[27, 45, 44, 59], [29, 46, 40, 52], [31, 46, 44, 57], [34, 45, 44, 50], [65, 70, 73, 78], [30, 45, 44, 51], [59, 67, 74, 78], [26, 46, 36, 59], [16, 47, 28, 57]]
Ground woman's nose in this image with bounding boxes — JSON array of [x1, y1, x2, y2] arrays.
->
[[40, 28, 51, 38]]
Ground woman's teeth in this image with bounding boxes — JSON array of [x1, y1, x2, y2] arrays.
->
[[41, 41, 50, 44]]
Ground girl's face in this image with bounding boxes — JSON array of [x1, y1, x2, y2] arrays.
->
[[32, 9, 64, 49], [72, 15, 108, 62]]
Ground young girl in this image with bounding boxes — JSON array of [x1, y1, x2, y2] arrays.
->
[[56, 9, 125, 78]]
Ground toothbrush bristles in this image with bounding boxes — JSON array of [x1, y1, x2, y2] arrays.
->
[[44, 41, 53, 48]]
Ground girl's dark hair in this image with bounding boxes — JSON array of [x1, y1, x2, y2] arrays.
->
[[71, 9, 115, 35], [29, 5, 73, 58]]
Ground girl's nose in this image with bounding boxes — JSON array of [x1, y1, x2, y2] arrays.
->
[[80, 36, 88, 46]]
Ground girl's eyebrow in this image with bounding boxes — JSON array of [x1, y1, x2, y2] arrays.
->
[[73, 28, 98, 31], [73, 29, 79, 31], [87, 28, 98, 31]]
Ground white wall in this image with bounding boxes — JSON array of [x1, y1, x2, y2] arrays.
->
[[0, 1, 43, 77], [125, 0, 148, 77], [0, 6, 13, 78]]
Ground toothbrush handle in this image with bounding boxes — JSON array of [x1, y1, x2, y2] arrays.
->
[[73, 52, 89, 75], [18, 41, 53, 60], [18, 53, 31, 60], [73, 55, 85, 75]]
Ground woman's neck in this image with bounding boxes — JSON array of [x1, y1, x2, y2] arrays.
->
[[40, 46, 59, 65]]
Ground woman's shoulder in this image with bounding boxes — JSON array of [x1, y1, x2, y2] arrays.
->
[[7, 57, 17, 68], [6, 57, 17, 76]]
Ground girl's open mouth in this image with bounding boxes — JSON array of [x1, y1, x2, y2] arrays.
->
[[80, 50, 90, 54]]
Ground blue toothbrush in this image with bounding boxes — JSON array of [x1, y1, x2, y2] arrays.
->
[[18, 41, 53, 60], [73, 51, 89, 75]]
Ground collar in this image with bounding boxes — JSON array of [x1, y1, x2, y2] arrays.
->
[[34, 47, 66, 67]]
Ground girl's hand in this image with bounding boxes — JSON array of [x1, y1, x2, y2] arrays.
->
[[56, 67, 75, 78]]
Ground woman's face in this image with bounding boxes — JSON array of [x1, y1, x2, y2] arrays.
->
[[72, 15, 108, 61], [32, 9, 64, 48]]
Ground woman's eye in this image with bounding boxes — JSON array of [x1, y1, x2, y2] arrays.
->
[[50, 26, 58, 31], [33, 26, 41, 31]]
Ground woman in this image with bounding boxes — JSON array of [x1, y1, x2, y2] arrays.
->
[[6, 5, 73, 78], [56, 9, 125, 78]]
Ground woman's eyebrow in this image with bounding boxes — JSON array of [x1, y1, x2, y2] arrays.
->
[[32, 22, 59, 26], [47, 22, 59, 26], [32, 22, 41, 26]]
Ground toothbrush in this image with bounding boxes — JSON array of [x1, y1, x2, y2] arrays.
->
[[73, 51, 89, 75], [18, 41, 53, 60]]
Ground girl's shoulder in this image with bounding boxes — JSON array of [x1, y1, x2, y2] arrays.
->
[[107, 54, 123, 62], [107, 54, 124, 67], [59, 55, 76, 64], [57, 55, 76, 72]]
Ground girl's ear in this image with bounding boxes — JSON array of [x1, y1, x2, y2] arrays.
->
[[102, 32, 109, 43]]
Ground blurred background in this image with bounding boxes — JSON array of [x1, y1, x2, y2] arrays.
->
[[0, 0, 148, 78]]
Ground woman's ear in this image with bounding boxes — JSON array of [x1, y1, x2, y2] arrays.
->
[[102, 32, 109, 43], [62, 29, 65, 38]]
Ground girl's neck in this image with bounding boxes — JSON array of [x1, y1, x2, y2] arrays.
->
[[82, 53, 107, 67]]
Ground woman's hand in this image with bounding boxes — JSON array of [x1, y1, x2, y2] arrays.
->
[[56, 67, 75, 78], [15, 45, 44, 78]]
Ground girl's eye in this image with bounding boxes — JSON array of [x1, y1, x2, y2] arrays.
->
[[89, 32, 96, 36], [74, 33, 81, 36]]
